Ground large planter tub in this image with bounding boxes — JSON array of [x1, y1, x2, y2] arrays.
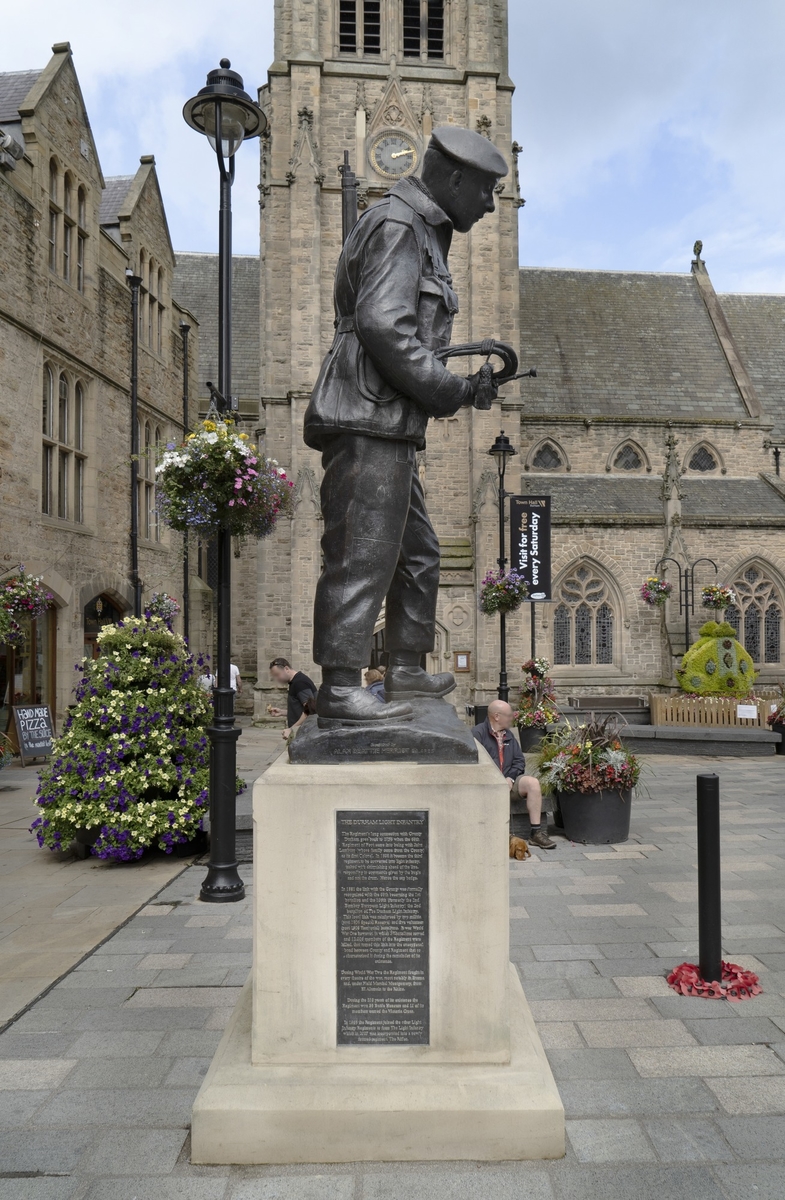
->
[[517, 726, 545, 754], [557, 788, 632, 844]]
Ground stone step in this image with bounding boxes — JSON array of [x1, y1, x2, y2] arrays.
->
[[624, 723, 780, 757]]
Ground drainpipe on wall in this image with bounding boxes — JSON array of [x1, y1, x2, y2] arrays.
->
[[126, 268, 143, 618], [180, 320, 191, 642]]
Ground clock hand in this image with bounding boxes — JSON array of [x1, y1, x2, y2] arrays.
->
[[390, 149, 414, 159]]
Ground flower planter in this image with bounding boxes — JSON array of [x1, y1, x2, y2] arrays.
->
[[771, 721, 785, 755], [172, 830, 208, 857], [517, 726, 544, 754], [73, 825, 101, 859], [558, 788, 632, 844]]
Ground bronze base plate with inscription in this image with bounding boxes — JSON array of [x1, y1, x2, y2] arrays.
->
[[288, 697, 478, 765]]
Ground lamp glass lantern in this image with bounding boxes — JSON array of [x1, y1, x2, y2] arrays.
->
[[182, 60, 266, 160], [488, 431, 517, 479]]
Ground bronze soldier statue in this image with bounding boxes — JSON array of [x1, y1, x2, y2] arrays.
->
[[304, 126, 508, 726]]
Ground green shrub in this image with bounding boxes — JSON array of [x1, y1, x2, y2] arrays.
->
[[676, 621, 757, 699]]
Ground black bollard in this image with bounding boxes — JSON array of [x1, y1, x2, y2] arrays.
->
[[696, 773, 722, 984]]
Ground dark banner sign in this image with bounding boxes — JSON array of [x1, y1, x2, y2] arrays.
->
[[510, 496, 552, 600]]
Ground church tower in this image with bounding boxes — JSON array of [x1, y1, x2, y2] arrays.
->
[[255, 0, 523, 717]]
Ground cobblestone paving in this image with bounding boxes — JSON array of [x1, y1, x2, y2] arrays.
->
[[1, 754, 784, 1199]]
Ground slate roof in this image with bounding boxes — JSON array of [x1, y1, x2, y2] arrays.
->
[[517, 475, 662, 520], [173, 253, 260, 410], [518, 268, 750, 421], [0, 70, 40, 121], [719, 292, 785, 435], [98, 176, 134, 229], [515, 474, 785, 522], [680, 478, 785, 520]]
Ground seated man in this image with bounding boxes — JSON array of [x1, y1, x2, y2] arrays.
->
[[472, 700, 556, 850]]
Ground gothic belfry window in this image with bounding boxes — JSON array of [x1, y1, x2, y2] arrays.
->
[[724, 564, 782, 665], [552, 564, 616, 667], [403, 0, 444, 60], [340, 1, 382, 54]]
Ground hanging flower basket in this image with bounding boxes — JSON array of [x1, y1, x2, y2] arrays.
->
[[1, 567, 53, 621], [514, 657, 559, 730], [701, 584, 736, 610], [144, 593, 180, 629], [479, 569, 528, 616], [640, 576, 672, 607], [0, 607, 22, 648], [156, 418, 294, 539]]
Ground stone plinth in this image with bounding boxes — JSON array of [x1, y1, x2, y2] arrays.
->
[[288, 697, 479, 765], [191, 746, 564, 1163]]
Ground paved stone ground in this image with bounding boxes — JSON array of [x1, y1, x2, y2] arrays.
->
[[1, 752, 784, 1199], [0, 723, 283, 1028]]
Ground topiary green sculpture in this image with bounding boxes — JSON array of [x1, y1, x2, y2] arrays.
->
[[676, 621, 757, 698]]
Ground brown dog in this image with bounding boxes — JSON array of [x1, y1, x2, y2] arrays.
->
[[509, 835, 531, 861]]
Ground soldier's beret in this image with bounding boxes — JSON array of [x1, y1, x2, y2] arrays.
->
[[429, 126, 508, 177]]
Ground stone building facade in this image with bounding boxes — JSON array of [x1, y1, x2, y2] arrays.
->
[[515, 257, 785, 699], [0, 43, 208, 732], [170, 0, 785, 716]]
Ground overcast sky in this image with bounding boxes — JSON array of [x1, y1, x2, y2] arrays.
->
[[3, 1, 783, 293]]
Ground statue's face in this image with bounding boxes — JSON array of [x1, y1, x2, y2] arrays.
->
[[433, 166, 499, 233]]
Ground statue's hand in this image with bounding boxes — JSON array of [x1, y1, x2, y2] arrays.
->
[[468, 363, 498, 410]]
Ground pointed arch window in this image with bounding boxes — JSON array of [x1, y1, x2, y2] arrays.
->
[[552, 564, 615, 667], [48, 159, 59, 272], [725, 565, 782, 665], [688, 445, 718, 472], [613, 444, 643, 471], [531, 442, 563, 470], [138, 416, 161, 541], [42, 367, 54, 514], [42, 365, 87, 524], [77, 187, 87, 293]]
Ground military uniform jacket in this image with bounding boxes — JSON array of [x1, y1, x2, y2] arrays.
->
[[303, 177, 473, 451]]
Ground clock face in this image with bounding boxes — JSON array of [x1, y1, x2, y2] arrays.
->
[[369, 132, 419, 180]]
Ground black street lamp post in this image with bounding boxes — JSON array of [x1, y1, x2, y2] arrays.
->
[[489, 431, 518, 702], [126, 268, 143, 618], [183, 60, 266, 903]]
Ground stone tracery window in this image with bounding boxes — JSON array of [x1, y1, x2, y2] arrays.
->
[[531, 441, 563, 470], [552, 564, 615, 666], [688, 445, 718, 472], [613, 443, 643, 471], [725, 565, 782, 665]]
